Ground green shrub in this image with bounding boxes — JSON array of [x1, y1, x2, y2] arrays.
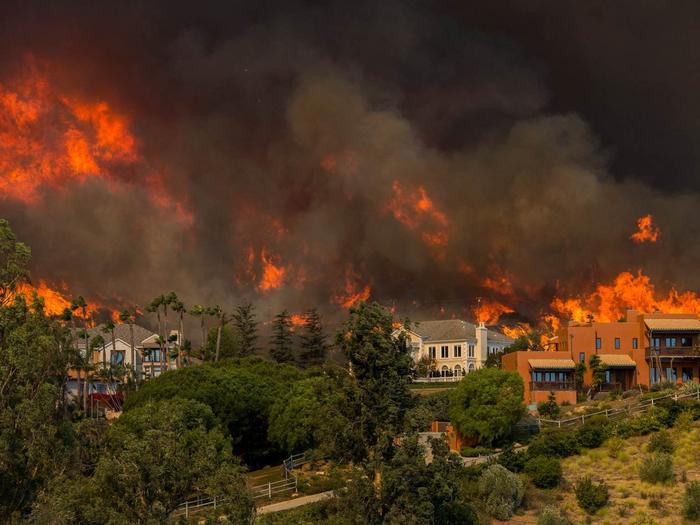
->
[[638, 453, 675, 484], [576, 416, 611, 448], [574, 476, 609, 514], [460, 446, 493, 457], [646, 430, 674, 454], [674, 410, 695, 432], [683, 480, 700, 520], [537, 505, 570, 525], [605, 435, 624, 458], [497, 445, 527, 473], [615, 411, 665, 438], [478, 464, 524, 520], [524, 455, 562, 488], [538, 392, 560, 419], [527, 428, 579, 458]]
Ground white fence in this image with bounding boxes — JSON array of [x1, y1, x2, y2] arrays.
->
[[412, 376, 462, 383], [539, 389, 700, 428], [172, 452, 313, 518]]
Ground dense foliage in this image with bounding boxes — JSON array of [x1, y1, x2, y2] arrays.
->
[[638, 452, 675, 484], [123, 357, 303, 467], [478, 464, 524, 519], [449, 368, 524, 446], [574, 476, 609, 514], [524, 455, 562, 488], [684, 481, 700, 520]]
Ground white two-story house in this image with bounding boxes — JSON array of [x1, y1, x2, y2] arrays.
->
[[402, 319, 513, 376]]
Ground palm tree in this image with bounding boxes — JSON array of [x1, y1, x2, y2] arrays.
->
[[189, 304, 207, 360], [209, 305, 229, 363], [61, 308, 76, 411], [73, 296, 89, 410], [171, 299, 186, 368], [101, 320, 115, 371], [163, 292, 178, 369], [119, 309, 137, 385], [147, 295, 165, 371]]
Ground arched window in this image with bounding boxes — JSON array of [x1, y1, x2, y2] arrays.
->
[[454, 365, 462, 376], [468, 362, 475, 372], [441, 365, 450, 377]]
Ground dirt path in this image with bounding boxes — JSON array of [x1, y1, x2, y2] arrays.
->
[[257, 490, 335, 515]]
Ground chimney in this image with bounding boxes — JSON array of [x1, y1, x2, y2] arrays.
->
[[476, 321, 488, 367], [626, 309, 638, 322]]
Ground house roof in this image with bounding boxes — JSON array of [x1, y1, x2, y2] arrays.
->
[[598, 354, 636, 368], [84, 323, 156, 347], [528, 358, 576, 370], [644, 318, 700, 332], [411, 319, 513, 344]]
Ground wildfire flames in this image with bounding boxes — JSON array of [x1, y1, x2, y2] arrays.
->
[[551, 270, 700, 324], [333, 267, 372, 309], [473, 298, 514, 324], [630, 214, 660, 243], [13, 280, 116, 320], [258, 249, 287, 292], [387, 180, 448, 248]]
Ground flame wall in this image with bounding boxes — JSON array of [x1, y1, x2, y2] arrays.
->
[[1, 1, 700, 328]]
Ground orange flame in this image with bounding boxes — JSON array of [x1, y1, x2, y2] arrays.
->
[[333, 267, 371, 309], [630, 214, 660, 243], [551, 270, 700, 323], [258, 249, 287, 292], [387, 180, 448, 248], [290, 313, 306, 326], [13, 280, 113, 319], [473, 298, 514, 324]]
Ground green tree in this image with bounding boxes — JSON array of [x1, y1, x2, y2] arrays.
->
[[336, 302, 414, 467], [538, 391, 560, 419], [0, 292, 73, 518], [589, 355, 607, 392], [232, 302, 258, 356], [189, 304, 208, 360], [32, 399, 255, 524], [270, 309, 295, 364], [0, 218, 31, 305], [478, 464, 524, 519], [205, 324, 243, 360], [170, 298, 186, 367], [297, 308, 327, 367], [449, 368, 524, 446]]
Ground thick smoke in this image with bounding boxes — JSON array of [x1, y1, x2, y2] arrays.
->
[[0, 0, 699, 326]]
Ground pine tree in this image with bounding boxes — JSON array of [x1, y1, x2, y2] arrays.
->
[[270, 310, 294, 364], [298, 308, 327, 367], [232, 302, 258, 356]]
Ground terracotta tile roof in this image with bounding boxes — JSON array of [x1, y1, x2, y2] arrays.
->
[[528, 358, 576, 370], [644, 318, 700, 332], [598, 354, 636, 368]]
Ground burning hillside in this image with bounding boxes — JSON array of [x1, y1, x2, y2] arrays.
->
[[1, 2, 700, 333]]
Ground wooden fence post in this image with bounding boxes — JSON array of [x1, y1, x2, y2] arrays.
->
[[185, 501, 188, 518], [268, 482, 272, 499]]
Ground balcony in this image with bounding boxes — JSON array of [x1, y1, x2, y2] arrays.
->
[[645, 346, 700, 359], [530, 381, 576, 391], [600, 382, 622, 392]]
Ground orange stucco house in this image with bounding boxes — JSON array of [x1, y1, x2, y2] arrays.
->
[[503, 310, 700, 406]]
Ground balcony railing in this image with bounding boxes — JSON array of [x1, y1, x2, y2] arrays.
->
[[530, 381, 576, 391], [600, 382, 622, 392], [645, 346, 700, 359]]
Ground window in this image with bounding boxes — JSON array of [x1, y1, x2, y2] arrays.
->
[[665, 367, 677, 382], [632, 338, 638, 349], [428, 346, 436, 359], [650, 367, 660, 384], [579, 352, 586, 363], [681, 337, 693, 347], [682, 368, 694, 382], [453, 345, 462, 358], [595, 337, 601, 350], [614, 337, 620, 349], [604, 370, 612, 384], [666, 338, 677, 348], [441, 345, 449, 358], [652, 337, 661, 348], [111, 351, 125, 366], [468, 345, 475, 358], [144, 349, 161, 363], [454, 365, 462, 376], [441, 365, 449, 377], [468, 363, 475, 372]]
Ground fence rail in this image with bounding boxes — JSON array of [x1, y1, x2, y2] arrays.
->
[[539, 388, 700, 428], [172, 452, 309, 518], [412, 376, 462, 383]]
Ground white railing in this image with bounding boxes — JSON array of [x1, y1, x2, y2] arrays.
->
[[539, 389, 700, 428], [173, 452, 308, 518], [412, 376, 462, 383]]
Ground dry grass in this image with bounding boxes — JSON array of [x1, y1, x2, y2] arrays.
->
[[548, 421, 700, 524]]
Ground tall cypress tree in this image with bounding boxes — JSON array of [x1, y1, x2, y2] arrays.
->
[[270, 310, 294, 364], [232, 302, 258, 356], [298, 308, 327, 367]]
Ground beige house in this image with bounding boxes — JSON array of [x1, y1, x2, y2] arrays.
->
[[403, 319, 513, 377]]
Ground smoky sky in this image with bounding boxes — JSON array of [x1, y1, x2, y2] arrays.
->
[[0, 0, 699, 324]]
